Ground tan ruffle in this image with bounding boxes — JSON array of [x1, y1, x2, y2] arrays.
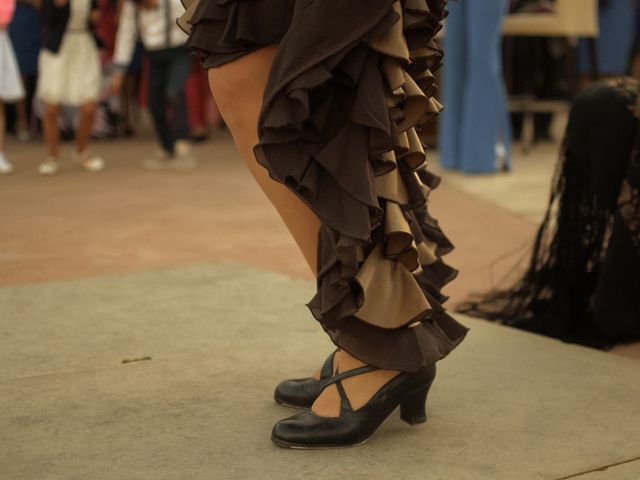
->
[[342, 1, 450, 330], [184, 0, 468, 372], [177, 0, 198, 34]]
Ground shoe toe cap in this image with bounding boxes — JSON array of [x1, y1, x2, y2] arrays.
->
[[274, 378, 319, 408], [271, 411, 347, 448], [271, 413, 311, 446]]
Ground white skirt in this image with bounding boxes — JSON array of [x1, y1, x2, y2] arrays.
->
[[0, 30, 25, 102], [37, 31, 101, 106]]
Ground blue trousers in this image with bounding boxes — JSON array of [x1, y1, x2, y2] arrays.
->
[[439, 0, 511, 173], [578, 0, 635, 76], [147, 47, 192, 155]]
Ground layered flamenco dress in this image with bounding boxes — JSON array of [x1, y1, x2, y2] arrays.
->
[[179, 0, 468, 372]]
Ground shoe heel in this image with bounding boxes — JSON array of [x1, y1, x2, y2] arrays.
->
[[400, 385, 431, 425]]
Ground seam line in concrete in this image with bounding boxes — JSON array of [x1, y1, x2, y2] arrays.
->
[[555, 456, 640, 479]]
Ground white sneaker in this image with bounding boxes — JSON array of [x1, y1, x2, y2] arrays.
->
[[38, 157, 60, 175], [175, 139, 192, 157], [0, 152, 14, 175], [16, 130, 31, 142], [142, 145, 197, 171], [74, 151, 105, 173], [174, 140, 198, 170], [142, 150, 175, 171]]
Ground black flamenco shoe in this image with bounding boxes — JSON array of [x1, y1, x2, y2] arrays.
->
[[271, 363, 436, 449], [273, 349, 338, 408]]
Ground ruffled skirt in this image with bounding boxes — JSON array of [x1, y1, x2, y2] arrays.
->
[[181, 0, 469, 372]]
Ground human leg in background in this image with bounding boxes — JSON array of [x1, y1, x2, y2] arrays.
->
[[439, 0, 511, 172], [496, 59, 513, 170], [147, 52, 173, 156], [14, 82, 30, 140], [459, 0, 510, 173], [120, 73, 138, 136], [509, 37, 566, 143], [39, 101, 61, 175], [438, 0, 466, 170], [208, 45, 402, 420], [120, 43, 143, 137], [164, 47, 194, 161], [0, 101, 13, 174], [145, 48, 196, 170], [186, 57, 210, 141], [13, 75, 37, 141], [73, 101, 104, 172], [75, 101, 95, 154], [8, 2, 40, 141]]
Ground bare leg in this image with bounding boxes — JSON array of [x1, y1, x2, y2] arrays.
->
[[75, 101, 96, 154], [43, 102, 60, 158], [208, 46, 320, 273], [15, 99, 28, 135], [121, 73, 138, 135], [208, 46, 400, 417], [15, 75, 31, 137], [0, 101, 11, 172]]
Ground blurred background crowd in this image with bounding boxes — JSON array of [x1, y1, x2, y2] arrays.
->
[[0, 0, 222, 175], [0, 0, 639, 175]]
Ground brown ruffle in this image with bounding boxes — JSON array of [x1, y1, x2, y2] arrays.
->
[[182, 0, 468, 372]]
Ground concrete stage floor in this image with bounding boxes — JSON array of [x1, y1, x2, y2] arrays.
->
[[1, 263, 640, 480], [2, 131, 640, 478]]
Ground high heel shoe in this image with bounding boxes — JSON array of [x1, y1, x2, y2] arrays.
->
[[273, 349, 338, 408], [271, 363, 436, 449]]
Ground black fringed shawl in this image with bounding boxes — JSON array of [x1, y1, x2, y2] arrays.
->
[[460, 78, 640, 349]]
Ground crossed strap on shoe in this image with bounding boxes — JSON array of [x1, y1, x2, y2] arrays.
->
[[318, 349, 340, 380], [317, 365, 380, 411], [271, 363, 433, 449], [274, 349, 344, 408]]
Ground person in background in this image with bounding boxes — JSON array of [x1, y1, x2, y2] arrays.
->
[[111, 0, 196, 171], [438, 0, 512, 173], [460, 78, 640, 349], [37, 0, 105, 175], [118, 40, 143, 137], [96, 0, 141, 137], [8, 0, 41, 141], [185, 56, 212, 142], [94, 0, 116, 63], [0, 0, 25, 174], [90, 0, 121, 138], [505, 0, 566, 143]]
